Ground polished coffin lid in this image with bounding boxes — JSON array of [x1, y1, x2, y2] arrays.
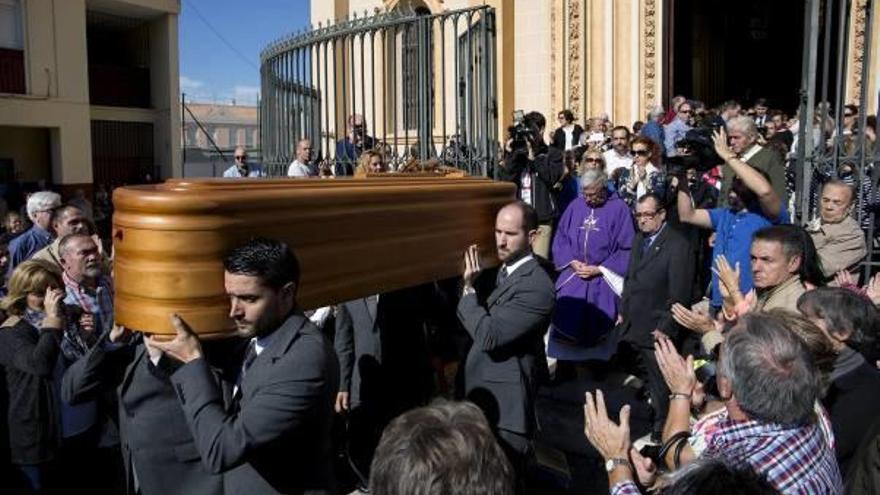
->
[[112, 175, 515, 337]]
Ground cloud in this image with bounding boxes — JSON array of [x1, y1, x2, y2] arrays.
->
[[180, 75, 204, 91], [233, 85, 260, 105]]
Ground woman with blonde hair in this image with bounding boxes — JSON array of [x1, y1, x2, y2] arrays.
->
[[355, 149, 387, 175], [0, 259, 66, 493]]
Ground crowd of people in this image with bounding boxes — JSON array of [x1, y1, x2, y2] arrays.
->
[[0, 94, 879, 495]]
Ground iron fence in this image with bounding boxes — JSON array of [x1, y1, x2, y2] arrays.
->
[[795, 0, 879, 278], [259, 5, 498, 177]]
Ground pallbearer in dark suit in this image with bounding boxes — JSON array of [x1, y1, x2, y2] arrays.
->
[[150, 238, 339, 495], [62, 330, 239, 495], [457, 201, 555, 486], [616, 193, 695, 441]]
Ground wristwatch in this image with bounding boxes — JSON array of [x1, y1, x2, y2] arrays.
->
[[605, 457, 630, 473]]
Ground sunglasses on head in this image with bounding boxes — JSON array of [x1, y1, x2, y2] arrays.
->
[[632, 149, 650, 156]]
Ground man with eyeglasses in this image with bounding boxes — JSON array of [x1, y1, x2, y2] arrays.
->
[[663, 100, 693, 157], [6, 190, 61, 279], [223, 146, 265, 178], [615, 192, 695, 442]]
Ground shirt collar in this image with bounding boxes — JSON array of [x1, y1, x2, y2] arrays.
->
[[253, 326, 283, 356], [62, 270, 110, 295], [503, 253, 534, 276], [646, 222, 666, 244], [740, 144, 763, 161]]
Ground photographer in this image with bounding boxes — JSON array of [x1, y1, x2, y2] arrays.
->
[[498, 111, 564, 259]]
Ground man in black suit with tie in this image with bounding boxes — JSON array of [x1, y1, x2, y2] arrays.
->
[[150, 237, 339, 495], [616, 193, 695, 441], [457, 201, 555, 486]]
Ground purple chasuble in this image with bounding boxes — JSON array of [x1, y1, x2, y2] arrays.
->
[[550, 192, 634, 347]]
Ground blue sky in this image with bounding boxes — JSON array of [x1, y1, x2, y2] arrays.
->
[[179, 0, 311, 105]]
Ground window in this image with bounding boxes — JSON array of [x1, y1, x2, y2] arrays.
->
[[0, 0, 23, 50]]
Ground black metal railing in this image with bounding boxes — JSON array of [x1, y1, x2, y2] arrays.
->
[[259, 5, 497, 177], [795, 0, 879, 278]]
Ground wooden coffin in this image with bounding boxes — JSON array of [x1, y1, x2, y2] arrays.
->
[[112, 175, 515, 337]]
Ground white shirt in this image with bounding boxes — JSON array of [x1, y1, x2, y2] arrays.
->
[[603, 149, 633, 177], [223, 164, 265, 178], [287, 160, 312, 177], [503, 253, 534, 277], [562, 126, 576, 150]]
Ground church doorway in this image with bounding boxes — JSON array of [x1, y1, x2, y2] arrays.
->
[[665, 0, 807, 112]]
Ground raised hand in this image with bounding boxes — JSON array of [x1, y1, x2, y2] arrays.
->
[[583, 389, 631, 461], [462, 244, 483, 288], [43, 286, 65, 320], [654, 335, 696, 396]]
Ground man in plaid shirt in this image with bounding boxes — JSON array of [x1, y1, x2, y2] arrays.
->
[[57, 232, 123, 492], [586, 312, 841, 494], [704, 316, 842, 493]]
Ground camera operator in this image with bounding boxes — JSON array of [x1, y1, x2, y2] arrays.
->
[[498, 111, 564, 259]]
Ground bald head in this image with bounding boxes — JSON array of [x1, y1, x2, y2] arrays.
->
[[494, 202, 537, 263], [295, 139, 313, 163], [820, 180, 855, 223]]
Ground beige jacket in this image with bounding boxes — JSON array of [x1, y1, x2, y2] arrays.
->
[[809, 215, 867, 277], [756, 276, 807, 313]]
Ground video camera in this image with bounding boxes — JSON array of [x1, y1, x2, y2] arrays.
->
[[667, 126, 724, 175], [507, 110, 541, 151]]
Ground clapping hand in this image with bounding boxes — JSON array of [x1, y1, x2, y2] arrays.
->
[[584, 390, 631, 461], [834, 270, 857, 287], [671, 303, 717, 335], [654, 335, 696, 397], [712, 255, 744, 306], [712, 128, 735, 162]]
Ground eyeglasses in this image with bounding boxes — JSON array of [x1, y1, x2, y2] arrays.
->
[[235, 155, 247, 161], [844, 113, 854, 117], [583, 158, 603, 164], [634, 210, 663, 219], [679, 109, 693, 114], [632, 149, 651, 156]]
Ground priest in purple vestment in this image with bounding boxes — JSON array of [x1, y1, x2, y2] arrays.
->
[[548, 169, 634, 360]]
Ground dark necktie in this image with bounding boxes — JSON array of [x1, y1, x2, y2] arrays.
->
[[234, 339, 258, 400], [496, 266, 508, 286], [642, 237, 652, 257], [241, 339, 258, 379]]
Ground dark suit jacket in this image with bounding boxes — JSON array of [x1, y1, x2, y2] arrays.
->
[[551, 124, 585, 151], [457, 257, 555, 435], [719, 145, 788, 208], [171, 312, 339, 495], [0, 317, 61, 465], [824, 361, 880, 477], [618, 226, 695, 348], [62, 335, 236, 495]]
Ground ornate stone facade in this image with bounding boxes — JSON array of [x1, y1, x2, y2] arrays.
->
[[643, 0, 658, 114], [567, 0, 583, 118]]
